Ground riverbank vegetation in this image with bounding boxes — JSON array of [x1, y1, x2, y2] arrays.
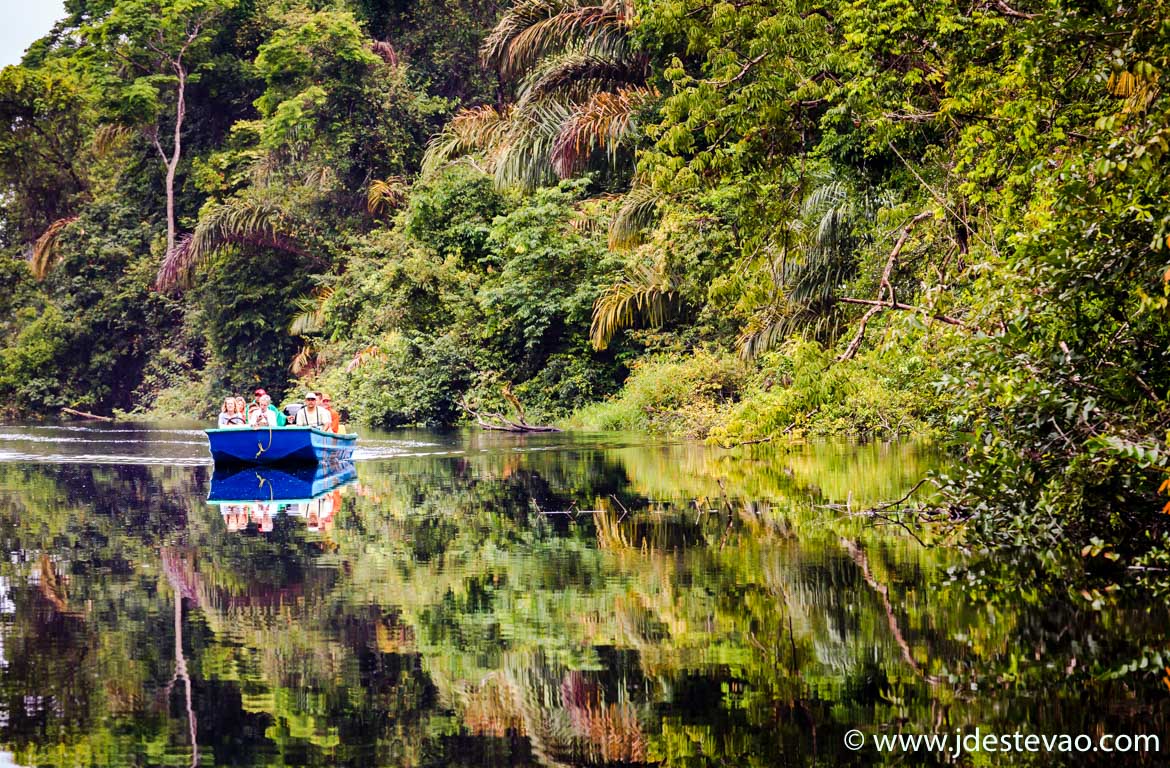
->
[[2, 0, 1169, 581]]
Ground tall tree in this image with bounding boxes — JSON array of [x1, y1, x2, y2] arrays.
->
[[83, 0, 237, 258]]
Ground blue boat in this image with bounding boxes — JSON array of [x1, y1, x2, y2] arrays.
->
[[205, 426, 357, 465]]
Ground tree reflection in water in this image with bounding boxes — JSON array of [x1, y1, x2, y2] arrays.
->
[[0, 436, 1164, 767]]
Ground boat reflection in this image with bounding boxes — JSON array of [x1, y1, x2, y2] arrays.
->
[[208, 461, 357, 533]]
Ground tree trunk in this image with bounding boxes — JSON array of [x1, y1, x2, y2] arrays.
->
[[164, 67, 186, 257]]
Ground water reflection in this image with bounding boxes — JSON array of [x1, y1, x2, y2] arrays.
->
[[210, 462, 358, 533], [0, 427, 1164, 766]]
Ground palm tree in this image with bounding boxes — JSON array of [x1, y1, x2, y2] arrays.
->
[[737, 179, 890, 358], [423, 0, 654, 189]]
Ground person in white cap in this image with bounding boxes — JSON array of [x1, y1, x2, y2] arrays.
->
[[294, 391, 332, 428]]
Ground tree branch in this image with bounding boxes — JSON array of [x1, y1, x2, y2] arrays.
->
[[837, 211, 934, 361], [836, 297, 968, 327]]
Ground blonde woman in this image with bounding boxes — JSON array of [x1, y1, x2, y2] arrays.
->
[[218, 397, 245, 428]]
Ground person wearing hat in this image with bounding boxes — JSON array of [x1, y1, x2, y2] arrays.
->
[[320, 394, 341, 433], [246, 388, 267, 423], [294, 391, 332, 428]]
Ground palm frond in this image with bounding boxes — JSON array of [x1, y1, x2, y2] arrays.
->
[[30, 216, 78, 280], [737, 303, 843, 358], [157, 196, 311, 290], [517, 50, 647, 106], [370, 40, 400, 67], [368, 177, 408, 215], [590, 255, 678, 350], [289, 285, 336, 336], [550, 86, 651, 178], [346, 345, 385, 373], [608, 182, 660, 249], [91, 124, 132, 159], [483, 0, 632, 78], [422, 105, 512, 176], [494, 100, 572, 188], [290, 344, 327, 376], [737, 308, 788, 360], [735, 178, 882, 356], [494, 4, 632, 78]]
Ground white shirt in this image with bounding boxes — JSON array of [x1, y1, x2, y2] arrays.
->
[[295, 405, 331, 428]]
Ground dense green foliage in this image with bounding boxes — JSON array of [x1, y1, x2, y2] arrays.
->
[[2, 0, 1170, 579]]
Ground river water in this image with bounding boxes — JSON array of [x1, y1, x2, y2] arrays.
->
[[0, 423, 1165, 766]]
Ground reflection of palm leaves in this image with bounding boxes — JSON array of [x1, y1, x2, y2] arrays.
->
[[590, 256, 678, 350]]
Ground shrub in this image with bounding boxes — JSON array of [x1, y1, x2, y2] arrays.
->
[[567, 349, 746, 437]]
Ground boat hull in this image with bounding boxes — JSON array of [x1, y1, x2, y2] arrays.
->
[[205, 426, 357, 465]]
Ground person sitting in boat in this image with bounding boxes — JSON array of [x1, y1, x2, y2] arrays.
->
[[218, 396, 246, 427], [320, 393, 341, 433], [249, 403, 275, 428], [257, 393, 287, 426], [247, 388, 267, 421], [233, 395, 247, 420], [294, 391, 332, 428]]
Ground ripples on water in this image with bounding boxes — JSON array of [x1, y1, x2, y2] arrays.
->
[[0, 422, 1164, 767]]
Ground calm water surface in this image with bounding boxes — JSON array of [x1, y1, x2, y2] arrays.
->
[[0, 423, 1165, 767]]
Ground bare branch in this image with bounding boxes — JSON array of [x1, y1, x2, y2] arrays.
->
[[837, 211, 934, 361]]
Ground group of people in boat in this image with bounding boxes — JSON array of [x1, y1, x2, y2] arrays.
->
[[217, 388, 342, 432]]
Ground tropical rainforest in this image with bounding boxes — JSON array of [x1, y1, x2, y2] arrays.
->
[[1, 0, 1169, 576]]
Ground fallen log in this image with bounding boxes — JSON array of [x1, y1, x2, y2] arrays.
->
[[457, 392, 562, 433], [61, 407, 115, 422]]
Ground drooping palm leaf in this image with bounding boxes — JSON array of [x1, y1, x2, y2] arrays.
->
[[551, 86, 651, 177], [608, 182, 660, 249], [30, 216, 79, 280], [590, 255, 678, 350], [422, 105, 512, 176], [157, 196, 315, 290], [370, 40, 400, 67], [289, 285, 336, 336], [517, 50, 647, 106], [290, 343, 328, 376], [91, 124, 133, 159], [735, 178, 887, 357], [345, 345, 386, 373], [483, 0, 631, 78], [494, 100, 573, 189], [367, 177, 408, 215]]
